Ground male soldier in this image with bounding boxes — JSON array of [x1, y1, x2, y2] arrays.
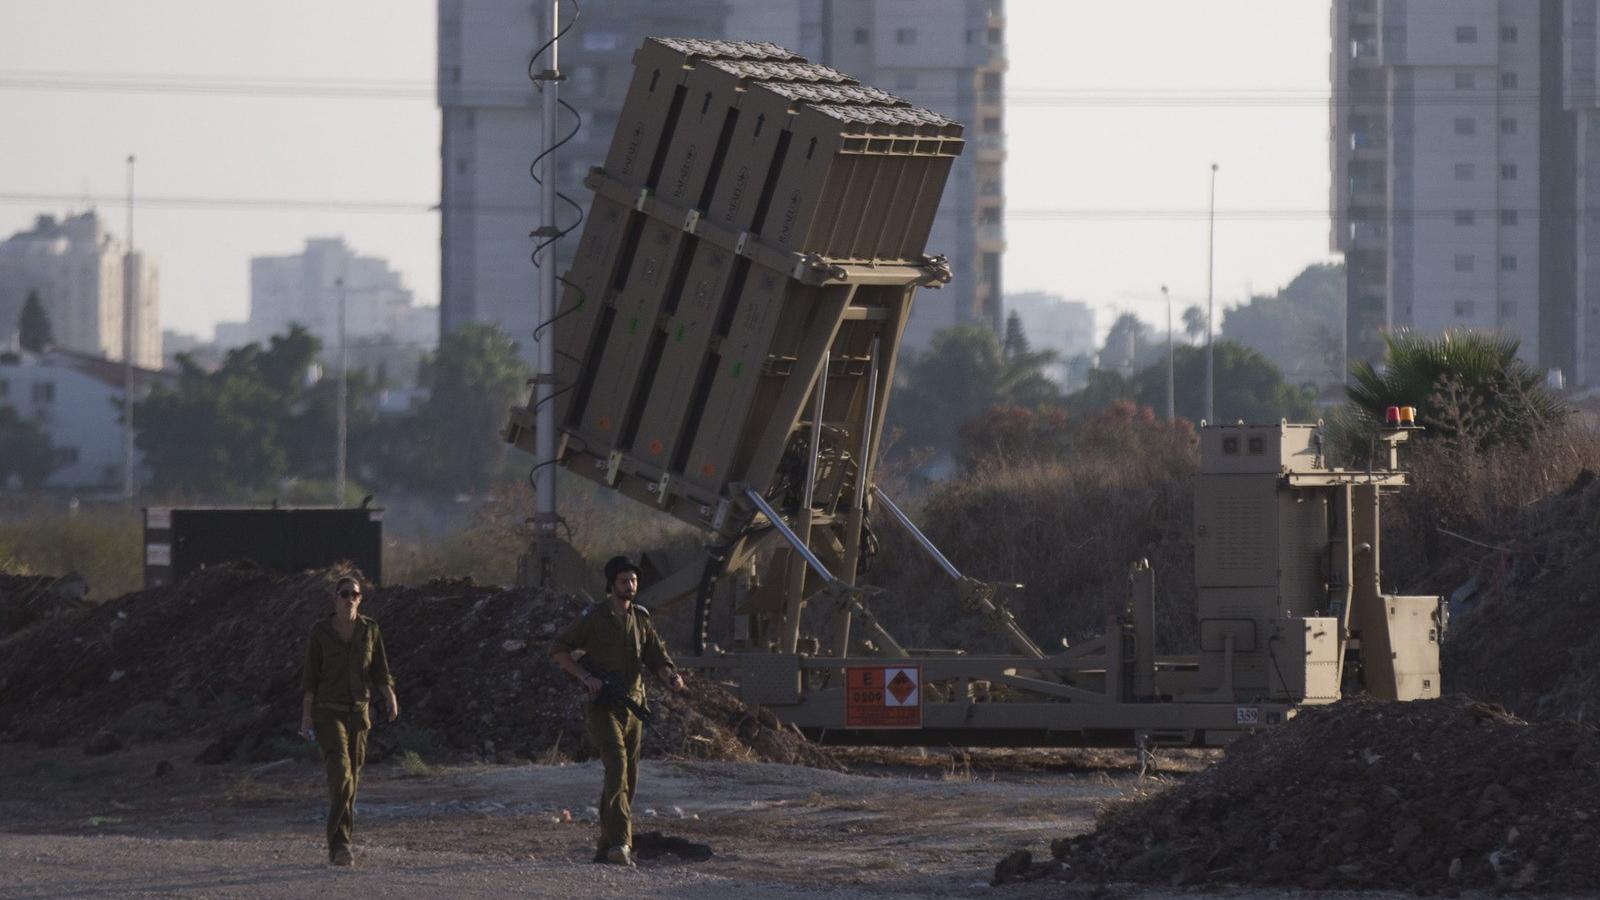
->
[[552, 555, 688, 866]]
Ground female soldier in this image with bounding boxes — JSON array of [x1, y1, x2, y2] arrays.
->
[[299, 575, 398, 866]]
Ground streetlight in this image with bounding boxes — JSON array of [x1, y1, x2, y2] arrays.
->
[[335, 276, 347, 506], [1204, 162, 1219, 425], [1163, 285, 1174, 422], [122, 153, 136, 501]]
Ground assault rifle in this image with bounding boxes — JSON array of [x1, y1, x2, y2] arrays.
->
[[577, 653, 655, 723]]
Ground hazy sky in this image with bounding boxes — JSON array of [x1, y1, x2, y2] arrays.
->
[[0, 1, 1335, 342]]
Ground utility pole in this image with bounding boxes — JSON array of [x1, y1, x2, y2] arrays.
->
[[122, 153, 137, 501], [335, 276, 347, 506], [1205, 162, 1219, 425], [1163, 285, 1174, 422]]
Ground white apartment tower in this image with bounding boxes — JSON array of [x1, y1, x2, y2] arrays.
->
[[0, 211, 160, 368], [437, 0, 1005, 354], [1331, 0, 1600, 384], [226, 238, 435, 350]]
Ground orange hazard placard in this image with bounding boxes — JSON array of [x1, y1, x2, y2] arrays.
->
[[845, 665, 922, 728]]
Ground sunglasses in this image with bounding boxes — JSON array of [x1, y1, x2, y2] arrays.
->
[[338, 589, 361, 599]]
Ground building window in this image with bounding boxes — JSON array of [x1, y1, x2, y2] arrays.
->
[[31, 381, 55, 403], [1454, 300, 1477, 317], [0, 378, 7, 399], [853, 28, 869, 44], [1502, 71, 1519, 89], [1501, 163, 1518, 180], [982, 116, 1001, 133], [1501, 209, 1519, 226], [455, 160, 467, 175], [1454, 254, 1475, 272], [988, 27, 1001, 44], [1501, 255, 1518, 271], [1501, 117, 1518, 135], [1455, 72, 1475, 90], [895, 71, 918, 90], [1501, 26, 1518, 42], [1501, 300, 1519, 317], [895, 28, 916, 45], [1456, 25, 1478, 43], [1454, 210, 1475, 226], [1454, 163, 1475, 180], [1454, 116, 1476, 135], [54, 446, 79, 465]]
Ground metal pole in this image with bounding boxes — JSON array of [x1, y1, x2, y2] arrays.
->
[[335, 276, 347, 505], [1205, 162, 1218, 424], [532, 0, 561, 536], [871, 485, 963, 581], [743, 486, 838, 585], [801, 352, 829, 513], [122, 153, 136, 501], [852, 340, 879, 512], [1162, 285, 1174, 422]]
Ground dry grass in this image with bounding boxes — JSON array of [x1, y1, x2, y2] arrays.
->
[[0, 503, 142, 599], [865, 447, 1198, 653], [384, 473, 699, 587], [1383, 428, 1600, 588]]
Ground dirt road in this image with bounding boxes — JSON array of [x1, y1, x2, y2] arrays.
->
[[0, 741, 1409, 899]]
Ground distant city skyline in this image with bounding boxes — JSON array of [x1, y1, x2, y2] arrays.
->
[[0, 1, 1335, 344]]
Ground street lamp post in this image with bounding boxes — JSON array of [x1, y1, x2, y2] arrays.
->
[[122, 153, 136, 501], [335, 276, 347, 505], [1163, 284, 1174, 422], [1204, 162, 1219, 424]]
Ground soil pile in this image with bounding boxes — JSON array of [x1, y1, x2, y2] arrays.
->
[[0, 563, 834, 769], [1015, 696, 1599, 893], [0, 572, 87, 639], [1434, 470, 1600, 723]]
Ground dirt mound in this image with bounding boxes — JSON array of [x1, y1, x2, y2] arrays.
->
[[1436, 470, 1600, 722], [1015, 696, 1599, 892], [0, 563, 834, 769], [0, 571, 88, 639]]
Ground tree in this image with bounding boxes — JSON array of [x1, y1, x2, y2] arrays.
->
[[887, 325, 1060, 459], [1002, 310, 1031, 358], [1065, 341, 1317, 426], [0, 405, 57, 489], [18, 291, 52, 353], [1343, 329, 1566, 454], [1220, 262, 1344, 385], [1182, 305, 1206, 345], [386, 324, 528, 494], [134, 324, 324, 495]]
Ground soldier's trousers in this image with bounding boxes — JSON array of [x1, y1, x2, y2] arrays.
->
[[313, 706, 370, 856], [585, 703, 643, 851]]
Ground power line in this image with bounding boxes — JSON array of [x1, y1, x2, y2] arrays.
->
[[5, 190, 1593, 223], [1, 68, 1567, 108]]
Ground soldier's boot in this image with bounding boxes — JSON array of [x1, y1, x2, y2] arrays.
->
[[606, 844, 635, 867], [331, 847, 355, 867]]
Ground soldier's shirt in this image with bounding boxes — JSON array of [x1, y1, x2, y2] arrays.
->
[[302, 614, 394, 708], [553, 602, 675, 703]]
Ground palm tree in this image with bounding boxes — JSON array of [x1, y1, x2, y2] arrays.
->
[[1345, 328, 1566, 451], [1181, 305, 1206, 345]]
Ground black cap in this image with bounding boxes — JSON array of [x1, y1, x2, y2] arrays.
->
[[603, 555, 642, 590]]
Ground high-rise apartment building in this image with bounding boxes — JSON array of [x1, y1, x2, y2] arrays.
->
[[436, 0, 1004, 354], [1330, 0, 1600, 384], [0, 211, 160, 368], [216, 237, 435, 351]]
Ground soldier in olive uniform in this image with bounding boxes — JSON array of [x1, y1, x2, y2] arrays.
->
[[299, 575, 398, 867], [552, 555, 688, 866]]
